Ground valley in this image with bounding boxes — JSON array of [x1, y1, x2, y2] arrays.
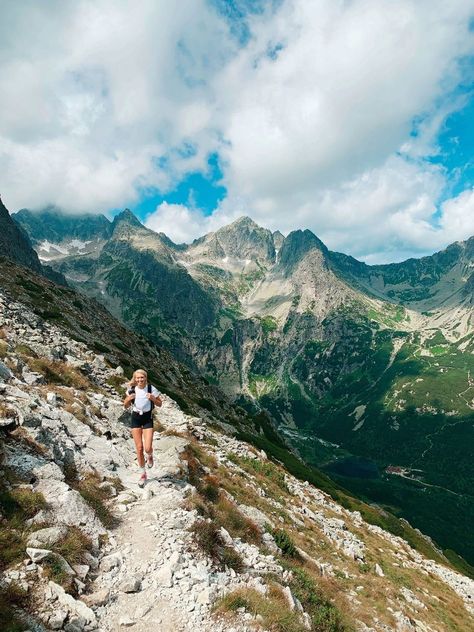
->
[[13, 206, 474, 569]]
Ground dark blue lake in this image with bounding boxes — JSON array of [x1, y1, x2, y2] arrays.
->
[[325, 457, 379, 479]]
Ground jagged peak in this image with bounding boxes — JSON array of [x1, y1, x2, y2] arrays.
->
[[278, 229, 328, 269], [111, 208, 143, 229], [224, 215, 262, 231]]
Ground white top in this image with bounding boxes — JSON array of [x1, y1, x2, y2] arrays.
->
[[129, 384, 160, 413]]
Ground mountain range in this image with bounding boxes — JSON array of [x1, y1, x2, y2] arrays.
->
[[9, 205, 474, 568]]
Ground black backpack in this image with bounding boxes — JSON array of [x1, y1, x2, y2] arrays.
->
[[129, 383, 155, 411]]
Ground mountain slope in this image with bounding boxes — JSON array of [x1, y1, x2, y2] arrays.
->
[[0, 197, 43, 272], [1, 281, 473, 632]]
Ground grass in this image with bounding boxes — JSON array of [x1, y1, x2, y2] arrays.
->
[[9, 427, 49, 457], [26, 358, 91, 389], [0, 339, 9, 359], [42, 553, 73, 590], [106, 374, 126, 394], [232, 453, 289, 495], [182, 444, 261, 545], [0, 479, 48, 586], [215, 585, 309, 632], [0, 582, 29, 632], [285, 563, 351, 631], [54, 526, 93, 565], [64, 465, 119, 529], [190, 519, 244, 572]]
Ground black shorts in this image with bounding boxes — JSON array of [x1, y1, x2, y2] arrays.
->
[[131, 410, 153, 429]]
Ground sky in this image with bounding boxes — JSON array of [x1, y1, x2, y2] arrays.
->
[[1, 0, 474, 263]]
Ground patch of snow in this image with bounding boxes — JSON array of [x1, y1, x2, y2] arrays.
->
[[39, 240, 69, 255], [69, 239, 91, 250]]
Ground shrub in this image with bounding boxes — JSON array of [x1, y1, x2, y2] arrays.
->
[[270, 528, 300, 559]]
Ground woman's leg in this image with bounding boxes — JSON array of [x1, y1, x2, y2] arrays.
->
[[131, 427, 145, 468], [143, 428, 154, 466]]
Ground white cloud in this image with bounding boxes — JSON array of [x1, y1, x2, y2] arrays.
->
[[209, 0, 474, 259], [1, 0, 474, 261], [0, 0, 231, 212], [144, 201, 241, 244]]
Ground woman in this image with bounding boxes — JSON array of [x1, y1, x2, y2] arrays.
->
[[123, 369, 162, 487]]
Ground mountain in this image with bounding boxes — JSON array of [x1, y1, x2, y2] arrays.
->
[[14, 206, 113, 262], [16, 207, 474, 567], [0, 197, 43, 272], [0, 198, 67, 287], [2, 272, 474, 631]]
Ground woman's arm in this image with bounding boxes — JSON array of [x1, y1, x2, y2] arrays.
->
[[123, 392, 135, 408], [147, 387, 162, 407]]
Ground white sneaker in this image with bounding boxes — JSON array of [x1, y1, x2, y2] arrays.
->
[[138, 471, 147, 488], [145, 452, 154, 468]]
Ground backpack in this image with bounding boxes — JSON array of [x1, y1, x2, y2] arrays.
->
[[129, 383, 155, 411]]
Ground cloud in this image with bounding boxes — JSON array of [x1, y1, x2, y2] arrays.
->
[[144, 201, 241, 244], [213, 0, 474, 256], [1, 0, 474, 261], [0, 0, 231, 212]]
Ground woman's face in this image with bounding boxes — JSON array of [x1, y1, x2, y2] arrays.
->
[[136, 373, 147, 387]]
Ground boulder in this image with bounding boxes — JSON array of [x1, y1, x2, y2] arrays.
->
[[27, 526, 68, 549], [0, 361, 12, 381], [49, 581, 96, 625]]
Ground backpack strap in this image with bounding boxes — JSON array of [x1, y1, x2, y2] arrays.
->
[[148, 383, 154, 412]]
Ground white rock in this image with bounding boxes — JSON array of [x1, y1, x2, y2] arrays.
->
[[46, 392, 57, 406], [26, 547, 51, 562], [100, 553, 122, 572], [119, 617, 136, 627], [120, 575, 142, 593], [49, 581, 96, 624], [27, 526, 68, 548], [72, 564, 90, 580], [81, 589, 110, 608], [48, 610, 68, 630]]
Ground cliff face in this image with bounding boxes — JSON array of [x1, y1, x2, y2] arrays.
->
[[1, 284, 473, 632], [0, 198, 43, 272]]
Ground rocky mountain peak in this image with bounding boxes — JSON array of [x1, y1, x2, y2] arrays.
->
[[278, 229, 328, 273], [112, 208, 143, 229], [212, 216, 276, 263]]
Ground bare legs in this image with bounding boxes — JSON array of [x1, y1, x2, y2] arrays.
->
[[131, 427, 154, 468]]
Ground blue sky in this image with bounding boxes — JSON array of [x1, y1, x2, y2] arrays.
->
[[1, 0, 474, 262]]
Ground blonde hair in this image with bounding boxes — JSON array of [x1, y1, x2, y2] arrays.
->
[[129, 368, 148, 388]]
